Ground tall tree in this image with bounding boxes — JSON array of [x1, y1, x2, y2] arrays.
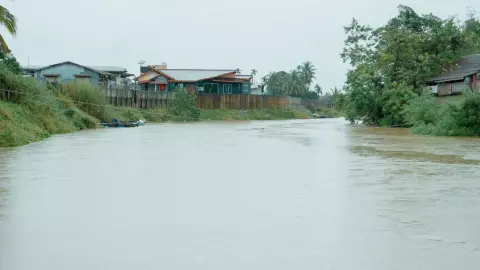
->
[[341, 5, 471, 125], [314, 84, 323, 96], [251, 69, 258, 82], [297, 61, 316, 90], [0, 4, 17, 53]]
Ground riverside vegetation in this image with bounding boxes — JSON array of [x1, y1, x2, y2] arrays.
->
[[341, 5, 480, 136], [0, 66, 311, 148]]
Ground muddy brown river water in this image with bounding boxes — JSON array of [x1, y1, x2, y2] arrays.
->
[[1, 118, 479, 270]]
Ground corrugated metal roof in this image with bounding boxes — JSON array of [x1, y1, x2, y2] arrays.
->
[[21, 64, 127, 74], [158, 69, 235, 81], [427, 54, 480, 83], [90, 66, 126, 73], [21, 65, 43, 70]]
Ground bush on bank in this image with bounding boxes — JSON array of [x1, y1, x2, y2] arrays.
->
[[404, 90, 480, 136]]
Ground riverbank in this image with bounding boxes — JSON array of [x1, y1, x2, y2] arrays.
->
[[0, 66, 315, 147], [0, 100, 312, 147]]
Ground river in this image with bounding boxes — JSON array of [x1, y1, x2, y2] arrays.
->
[[0, 118, 479, 270]]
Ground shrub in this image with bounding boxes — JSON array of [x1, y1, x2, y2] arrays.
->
[[404, 90, 480, 136], [169, 87, 200, 121]]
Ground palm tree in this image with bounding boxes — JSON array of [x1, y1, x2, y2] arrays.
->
[[235, 68, 241, 74], [330, 87, 340, 97], [297, 61, 316, 90], [314, 84, 323, 96], [0, 5, 17, 52], [251, 69, 258, 82], [286, 70, 303, 96]]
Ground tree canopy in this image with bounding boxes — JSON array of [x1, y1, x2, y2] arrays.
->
[[0, 4, 17, 53], [263, 61, 320, 98], [341, 5, 480, 125]]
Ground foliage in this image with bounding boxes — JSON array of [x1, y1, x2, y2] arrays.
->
[[61, 83, 109, 121], [341, 5, 480, 126], [379, 83, 418, 126], [0, 4, 17, 52], [404, 90, 480, 136], [169, 87, 200, 121], [0, 50, 20, 74], [263, 61, 320, 98]]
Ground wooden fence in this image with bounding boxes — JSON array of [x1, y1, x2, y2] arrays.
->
[[102, 88, 175, 109], [1, 89, 15, 101], [1, 87, 335, 110], [195, 94, 290, 110]]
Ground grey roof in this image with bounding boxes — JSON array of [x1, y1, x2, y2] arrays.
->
[[34, 61, 113, 77], [21, 65, 43, 70], [21, 64, 127, 74], [427, 54, 480, 83], [156, 69, 235, 81], [90, 66, 127, 73]]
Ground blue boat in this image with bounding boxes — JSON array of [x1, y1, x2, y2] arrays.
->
[[100, 118, 140, 128]]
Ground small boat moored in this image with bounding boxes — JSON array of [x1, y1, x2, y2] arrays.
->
[[100, 118, 143, 128]]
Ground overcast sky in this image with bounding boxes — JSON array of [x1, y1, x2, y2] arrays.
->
[[3, 0, 479, 90]]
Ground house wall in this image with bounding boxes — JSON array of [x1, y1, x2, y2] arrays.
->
[[437, 76, 479, 96], [196, 80, 251, 94], [141, 76, 252, 94], [153, 76, 168, 83], [35, 63, 101, 86]]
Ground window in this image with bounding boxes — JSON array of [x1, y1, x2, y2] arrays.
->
[[75, 77, 90, 84], [243, 85, 249, 93], [44, 75, 59, 83], [228, 84, 232, 94], [204, 83, 219, 94]]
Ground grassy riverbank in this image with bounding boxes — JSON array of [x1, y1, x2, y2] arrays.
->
[[0, 101, 312, 147], [0, 67, 312, 147]]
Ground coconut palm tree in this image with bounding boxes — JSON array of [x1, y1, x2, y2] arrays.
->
[[330, 86, 340, 97], [235, 68, 241, 74], [314, 84, 323, 96], [297, 61, 316, 90], [251, 69, 258, 82], [286, 70, 304, 96], [0, 4, 17, 52]]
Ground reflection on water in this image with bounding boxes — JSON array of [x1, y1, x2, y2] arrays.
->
[[0, 119, 479, 270]]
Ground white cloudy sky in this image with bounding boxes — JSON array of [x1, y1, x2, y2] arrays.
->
[[3, 0, 479, 90]]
